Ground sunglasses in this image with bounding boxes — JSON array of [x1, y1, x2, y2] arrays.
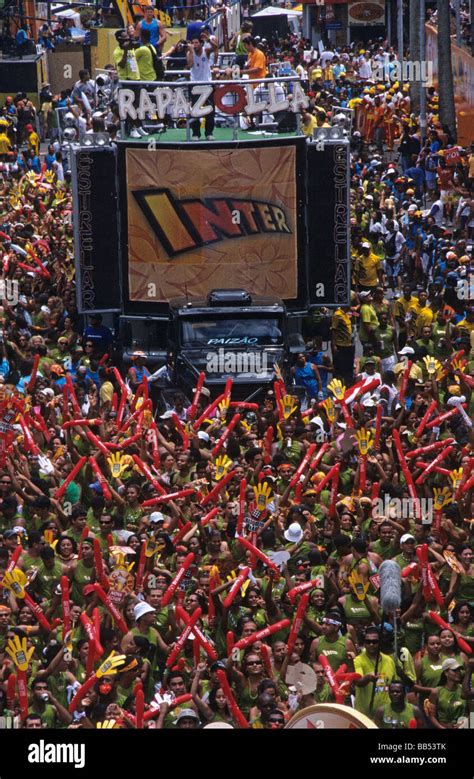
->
[[365, 639, 379, 645], [246, 660, 262, 666]]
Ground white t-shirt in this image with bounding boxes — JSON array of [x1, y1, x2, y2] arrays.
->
[[190, 45, 215, 82]]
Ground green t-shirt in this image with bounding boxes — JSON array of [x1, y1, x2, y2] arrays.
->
[[379, 701, 416, 729], [354, 650, 396, 717]]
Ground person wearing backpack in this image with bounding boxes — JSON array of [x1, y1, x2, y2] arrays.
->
[[137, 28, 165, 81]]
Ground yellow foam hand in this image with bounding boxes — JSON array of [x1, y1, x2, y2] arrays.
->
[[322, 397, 335, 423], [5, 635, 34, 671], [239, 419, 252, 434], [423, 356, 441, 376], [144, 539, 157, 558], [449, 469, 463, 492], [108, 452, 126, 479], [433, 487, 453, 510], [2, 568, 27, 599], [328, 379, 346, 401], [214, 454, 232, 481], [43, 529, 58, 551], [96, 651, 127, 679], [281, 394, 298, 419], [97, 719, 118, 729], [253, 481, 273, 511], [355, 428, 373, 456], [348, 570, 369, 601], [435, 364, 446, 382], [218, 397, 230, 421]]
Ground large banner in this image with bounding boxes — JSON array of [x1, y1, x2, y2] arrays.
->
[[71, 147, 121, 314], [125, 144, 300, 305], [425, 24, 474, 147]]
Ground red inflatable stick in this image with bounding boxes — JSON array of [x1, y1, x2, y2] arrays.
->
[[93, 584, 128, 634], [406, 439, 455, 459], [161, 553, 195, 607], [200, 470, 237, 506], [19, 417, 40, 455], [415, 446, 454, 485], [131, 455, 167, 495], [17, 669, 29, 720], [415, 400, 438, 439], [62, 418, 102, 429], [259, 643, 273, 678], [318, 654, 344, 703], [374, 405, 382, 448], [287, 578, 324, 604], [200, 507, 220, 528], [80, 611, 103, 658], [456, 458, 474, 499], [171, 521, 193, 547], [26, 354, 40, 393], [263, 426, 273, 465], [425, 405, 467, 430], [135, 682, 145, 729], [217, 670, 249, 729], [223, 567, 251, 610], [226, 631, 234, 656], [392, 430, 421, 519], [6, 672, 16, 710], [135, 540, 147, 592], [287, 592, 310, 655], [427, 611, 472, 655], [211, 414, 241, 457], [187, 372, 206, 422], [85, 429, 110, 457], [232, 619, 290, 651], [93, 538, 109, 590], [142, 694, 194, 722], [289, 444, 317, 489], [88, 457, 112, 501], [416, 545, 443, 606], [171, 413, 190, 451], [398, 361, 412, 406], [236, 536, 281, 577], [401, 562, 420, 580], [142, 488, 194, 507], [228, 402, 259, 410], [328, 464, 340, 518], [92, 608, 103, 656], [314, 462, 340, 495], [23, 593, 52, 632], [237, 479, 246, 536], [7, 545, 23, 574], [61, 576, 71, 636], [192, 392, 226, 431], [65, 374, 81, 415], [166, 607, 202, 668], [175, 605, 218, 661]]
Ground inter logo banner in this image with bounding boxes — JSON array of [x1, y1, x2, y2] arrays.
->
[[125, 144, 299, 305]]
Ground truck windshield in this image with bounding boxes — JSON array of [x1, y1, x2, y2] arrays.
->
[[181, 316, 284, 347]]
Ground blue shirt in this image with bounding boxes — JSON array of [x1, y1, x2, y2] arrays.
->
[[83, 324, 113, 350]]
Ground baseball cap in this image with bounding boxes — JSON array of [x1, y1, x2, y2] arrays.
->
[[150, 511, 165, 524], [400, 533, 415, 544], [3, 529, 19, 539], [174, 708, 200, 724], [134, 602, 156, 621], [359, 290, 372, 298], [441, 658, 463, 672], [398, 346, 415, 355]]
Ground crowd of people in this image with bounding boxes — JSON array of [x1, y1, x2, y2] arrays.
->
[[0, 13, 473, 732]]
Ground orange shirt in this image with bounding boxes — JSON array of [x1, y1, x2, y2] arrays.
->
[[248, 48, 267, 80]]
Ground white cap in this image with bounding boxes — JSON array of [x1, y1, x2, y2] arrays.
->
[[407, 204, 417, 212], [361, 241, 371, 248], [284, 522, 304, 544], [134, 602, 156, 621], [197, 431, 209, 442], [398, 346, 415, 355], [150, 511, 165, 523], [160, 411, 174, 419], [359, 290, 372, 298], [400, 533, 415, 544]]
